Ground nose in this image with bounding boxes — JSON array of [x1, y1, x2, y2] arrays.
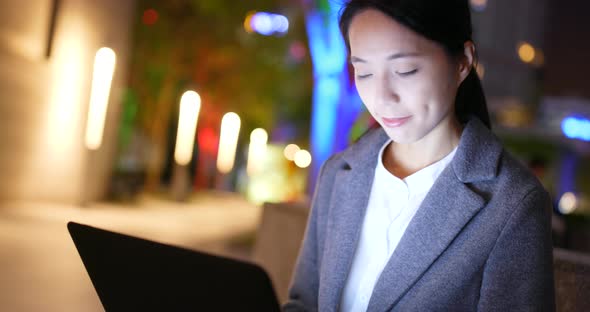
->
[[374, 74, 400, 106]]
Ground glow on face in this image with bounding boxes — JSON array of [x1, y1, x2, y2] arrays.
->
[[348, 9, 461, 145]]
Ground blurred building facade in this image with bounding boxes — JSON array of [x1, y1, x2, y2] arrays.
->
[[471, 0, 590, 250], [471, 0, 548, 123], [0, 0, 588, 214], [0, 0, 136, 204]]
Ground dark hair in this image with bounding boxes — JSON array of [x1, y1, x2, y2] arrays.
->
[[339, 0, 491, 129]]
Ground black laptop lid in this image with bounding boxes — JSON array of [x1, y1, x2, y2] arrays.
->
[[67, 221, 280, 312]]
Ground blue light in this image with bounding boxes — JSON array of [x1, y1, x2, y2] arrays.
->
[[310, 77, 340, 167], [252, 13, 273, 36], [561, 116, 590, 141], [251, 12, 289, 36], [305, 11, 347, 75], [272, 15, 289, 34], [305, 8, 347, 178], [305, 3, 363, 193]]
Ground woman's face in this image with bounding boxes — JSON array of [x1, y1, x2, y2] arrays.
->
[[348, 9, 465, 145]]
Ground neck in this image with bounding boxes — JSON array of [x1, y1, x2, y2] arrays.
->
[[383, 117, 462, 179]]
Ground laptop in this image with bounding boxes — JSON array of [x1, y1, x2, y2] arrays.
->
[[67, 221, 281, 311]]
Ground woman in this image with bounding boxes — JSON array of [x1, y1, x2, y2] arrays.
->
[[284, 0, 555, 311]]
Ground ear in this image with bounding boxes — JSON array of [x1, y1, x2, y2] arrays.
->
[[457, 41, 475, 86]]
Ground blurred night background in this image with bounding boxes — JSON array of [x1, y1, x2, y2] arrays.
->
[[0, 0, 589, 311]]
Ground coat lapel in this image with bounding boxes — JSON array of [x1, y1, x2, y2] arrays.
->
[[367, 118, 503, 311], [366, 167, 485, 311], [319, 128, 390, 311]]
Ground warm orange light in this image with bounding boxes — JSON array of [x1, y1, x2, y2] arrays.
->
[[48, 24, 86, 156], [174, 91, 201, 165], [244, 11, 256, 33], [518, 42, 536, 64], [85, 47, 116, 150]]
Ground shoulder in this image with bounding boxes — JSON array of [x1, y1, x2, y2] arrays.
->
[[468, 143, 551, 231], [453, 117, 546, 199], [496, 148, 547, 199], [493, 150, 552, 227], [452, 117, 550, 220]]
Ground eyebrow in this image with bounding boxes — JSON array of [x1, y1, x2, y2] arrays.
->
[[350, 52, 421, 63]]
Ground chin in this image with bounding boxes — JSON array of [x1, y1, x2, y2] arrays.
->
[[384, 129, 423, 144]]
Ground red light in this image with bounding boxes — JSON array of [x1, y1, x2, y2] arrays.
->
[[142, 9, 158, 26], [198, 127, 219, 155], [289, 41, 306, 61]]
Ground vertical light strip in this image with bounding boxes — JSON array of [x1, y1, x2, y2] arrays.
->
[[305, 2, 357, 191], [85, 47, 116, 150], [247, 128, 268, 175], [48, 24, 86, 155], [174, 91, 202, 165], [217, 112, 241, 173]]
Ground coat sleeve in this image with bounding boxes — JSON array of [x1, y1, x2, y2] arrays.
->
[[282, 160, 332, 312], [477, 188, 556, 311]]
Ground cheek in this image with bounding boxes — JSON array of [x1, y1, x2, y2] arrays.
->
[[430, 76, 458, 112], [410, 72, 456, 113], [432, 62, 461, 107], [355, 84, 375, 110], [398, 82, 430, 113]]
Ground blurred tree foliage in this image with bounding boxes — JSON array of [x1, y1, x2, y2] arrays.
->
[[125, 0, 313, 191]]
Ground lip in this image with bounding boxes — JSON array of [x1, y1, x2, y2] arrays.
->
[[381, 116, 412, 128]]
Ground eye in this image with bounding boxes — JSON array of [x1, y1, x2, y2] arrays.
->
[[356, 73, 372, 80], [396, 69, 418, 77]]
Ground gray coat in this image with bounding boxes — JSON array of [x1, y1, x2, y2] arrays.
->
[[284, 118, 555, 311]]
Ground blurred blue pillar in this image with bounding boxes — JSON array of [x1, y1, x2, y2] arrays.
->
[[558, 151, 578, 201], [305, 3, 361, 193]]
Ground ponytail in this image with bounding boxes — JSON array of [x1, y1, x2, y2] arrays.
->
[[455, 68, 491, 129]]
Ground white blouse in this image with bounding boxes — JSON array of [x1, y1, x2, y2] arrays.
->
[[340, 141, 458, 312]]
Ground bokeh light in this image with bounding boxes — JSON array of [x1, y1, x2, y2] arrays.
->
[[198, 127, 218, 154], [518, 42, 536, 64], [174, 91, 201, 165], [558, 192, 578, 214], [247, 128, 268, 175], [271, 14, 289, 33], [244, 12, 289, 36], [243, 11, 255, 33], [142, 9, 158, 26], [561, 116, 590, 141], [294, 149, 312, 168], [85, 47, 116, 150], [283, 144, 300, 161], [250, 128, 268, 144], [289, 41, 307, 61], [217, 112, 241, 173]]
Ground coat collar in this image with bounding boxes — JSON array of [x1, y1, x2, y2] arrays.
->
[[321, 117, 503, 311], [341, 117, 502, 183]]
